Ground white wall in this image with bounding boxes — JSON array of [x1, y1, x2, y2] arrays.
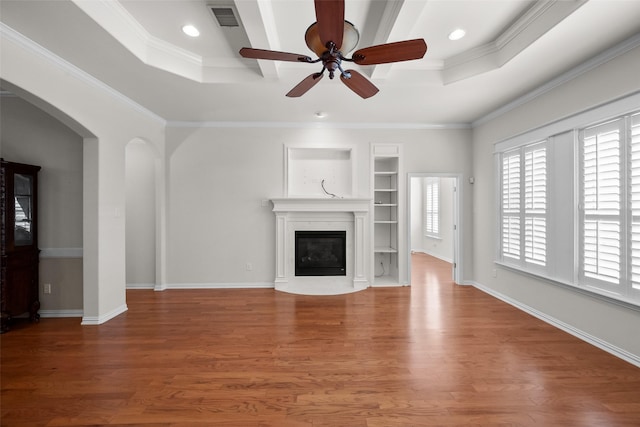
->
[[125, 140, 157, 287], [165, 126, 473, 286], [1, 27, 166, 323], [1, 95, 84, 311], [472, 44, 640, 362]]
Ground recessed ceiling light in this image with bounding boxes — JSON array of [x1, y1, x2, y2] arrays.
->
[[315, 111, 327, 118], [448, 28, 466, 41], [182, 25, 200, 37]]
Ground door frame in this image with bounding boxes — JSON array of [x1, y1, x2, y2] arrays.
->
[[406, 173, 463, 285]]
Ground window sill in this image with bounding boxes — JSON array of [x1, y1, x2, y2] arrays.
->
[[494, 260, 640, 312]]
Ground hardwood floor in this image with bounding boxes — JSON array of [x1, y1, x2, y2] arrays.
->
[[2, 253, 640, 426]]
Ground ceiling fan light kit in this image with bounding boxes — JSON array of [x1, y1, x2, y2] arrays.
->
[[305, 20, 360, 56], [239, 0, 427, 99]]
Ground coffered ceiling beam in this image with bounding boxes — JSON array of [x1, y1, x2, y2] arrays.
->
[[234, 0, 280, 79]]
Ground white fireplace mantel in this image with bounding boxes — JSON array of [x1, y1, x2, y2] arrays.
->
[[271, 197, 370, 213], [271, 197, 371, 295]]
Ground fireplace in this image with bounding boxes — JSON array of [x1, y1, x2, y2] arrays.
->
[[295, 231, 346, 276], [271, 197, 370, 295]]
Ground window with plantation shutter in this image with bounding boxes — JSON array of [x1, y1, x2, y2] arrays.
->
[[630, 113, 640, 292], [502, 151, 521, 260], [494, 94, 640, 307], [580, 119, 622, 286], [499, 142, 547, 267], [524, 145, 547, 265], [424, 178, 440, 237], [578, 113, 640, 302]]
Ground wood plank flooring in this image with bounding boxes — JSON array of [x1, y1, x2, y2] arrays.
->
[[2, 253, 640, 426]]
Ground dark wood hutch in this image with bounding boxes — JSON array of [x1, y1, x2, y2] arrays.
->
[[1, 158, 41, 333]]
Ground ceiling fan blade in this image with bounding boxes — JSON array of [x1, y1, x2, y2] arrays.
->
[[286, 73, 324, 97], [352, 39, 427, 65], [240, 48, 312, 63], [340, 70, 379, 99], [314, 0, 344, 49]]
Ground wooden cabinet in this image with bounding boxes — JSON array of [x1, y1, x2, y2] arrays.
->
[[1, 159, 41, 333]]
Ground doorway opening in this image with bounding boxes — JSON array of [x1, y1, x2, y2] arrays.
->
[[407, 174, 462, 285]]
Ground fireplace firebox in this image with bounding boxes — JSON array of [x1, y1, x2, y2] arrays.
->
[[295, 231, 346, 276]]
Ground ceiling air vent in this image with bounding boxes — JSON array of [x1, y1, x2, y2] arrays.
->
[[210, 6, 240, 27]]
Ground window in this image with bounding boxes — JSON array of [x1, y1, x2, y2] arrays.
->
[[500, 142, 547, 268], [494, 91, 640, 307], [424, 178, 440, 237], [579, 113, 640, 298]]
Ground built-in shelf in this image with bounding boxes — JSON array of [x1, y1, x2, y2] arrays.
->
[[373, 275, 399, 287], [371, 144, 402, 286], [374, 246, 398, 253], [285, 145, 356, 198]]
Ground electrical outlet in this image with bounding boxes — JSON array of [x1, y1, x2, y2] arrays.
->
[[492, 269, 497, 278], [246, 262, 253, 271], [43, 283, 52, 294]]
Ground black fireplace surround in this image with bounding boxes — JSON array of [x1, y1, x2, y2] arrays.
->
[[295, 230, 346, 276]]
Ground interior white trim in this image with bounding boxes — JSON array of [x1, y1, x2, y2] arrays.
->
[[475, 33, 640, 128], [444, 0, 587, 84], [470, 280, 640, 368], [81, 303, 128, 325], [0, 22, 165, 125], [126, 283, 155, 290], [40, 248, 83, 258], [407, 173, 463, 286], [492, 90, 640, 153], [166, 120, 472, 130], [271, 198, 370, 295], [39, 309, 83, 318], [157, 282, 274, 290]]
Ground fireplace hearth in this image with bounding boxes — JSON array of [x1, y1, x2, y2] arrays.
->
[[295, 231, 346, 276]]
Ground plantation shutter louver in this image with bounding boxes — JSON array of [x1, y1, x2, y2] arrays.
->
[[502, 152, 521, 260], [630, 113, 640, 290], [425, 178, 440, 237], [582, 119, 622, 284], [524, 144, 547, 265]]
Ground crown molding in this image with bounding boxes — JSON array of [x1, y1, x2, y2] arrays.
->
[[72, 0, 260, 82], [0, 22, 165, 126], [473, 32, 640, 128], [166, 120, 471, 130], [443, 0, 588, 84]]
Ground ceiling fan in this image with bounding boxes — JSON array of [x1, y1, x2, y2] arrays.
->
[[239, 0, 427, 99]]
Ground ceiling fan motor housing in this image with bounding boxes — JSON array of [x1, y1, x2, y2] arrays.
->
[[304, 20, 360, 56]]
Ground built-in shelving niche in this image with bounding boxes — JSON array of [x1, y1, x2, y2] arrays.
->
[[284, 146, 356, 198]]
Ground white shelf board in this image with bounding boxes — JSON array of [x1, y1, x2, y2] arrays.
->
[[373, 275, 401, 287]]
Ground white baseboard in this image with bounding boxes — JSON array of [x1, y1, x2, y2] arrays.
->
[[411, 249, 453, 264], [157, 282, 275, 290], [469, 280, 640, 368], [40, 248, 83, 258], [126, 283, 155, 289], [39, 309, 83, 318], [81, 303, 128, 325]]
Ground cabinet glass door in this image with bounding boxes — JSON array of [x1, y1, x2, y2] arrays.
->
[[14, 173, 33, 246]]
